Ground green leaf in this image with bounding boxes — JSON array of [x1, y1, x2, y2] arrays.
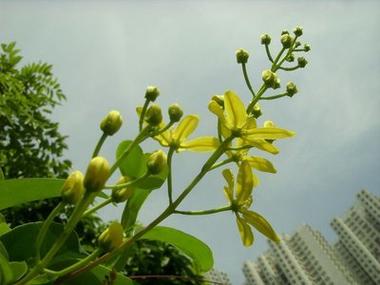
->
[[9, 261, 28, 282], [0, 179, 64, 210], [140, 226, 213, 273], [0, 222, 80, 264], [121, 188, 150, 230], [0, 223, 10, 236], [0, 241, 8, 259], [116, 141, 145, 178], [0, 250, 12, 285]]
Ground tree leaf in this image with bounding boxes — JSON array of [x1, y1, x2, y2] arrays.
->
[[0, 179, 64, 210], [140, 226, 213, 273], [9, 261, 28, 283], [0, 250, 13, 285], [0, 222, 80, 265], [0, 223, 10, 237]]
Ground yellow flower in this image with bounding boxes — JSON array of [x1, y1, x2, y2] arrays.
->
[[155, 114, 219, 152], [208, 90, 295, 154], [223, 161, 280, 246]]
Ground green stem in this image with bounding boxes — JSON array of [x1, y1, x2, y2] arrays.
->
[[217, 120, 223, 142], [246, 84, 267, 114], [35, 202, 65, 261], [138, 99, 150, 131], [241, 63, 256, 97], [278, 65, 299, 71], [109, 127, 150, 176], [150, 121, 174, 137], [226, 145, 252, 151], [174, 205, 231, 216], [83, 198, 112, 217], [208, 158, 234, 171], [271, 47, 286, 71], [104, 173, 149, 190], [91, 133, 108, 158], [259, 93, 288, 100], [273, 36, 299, 72], [167, 147, 175, 204], [264, 44, 274, 62], [45, 249, 101, 277]]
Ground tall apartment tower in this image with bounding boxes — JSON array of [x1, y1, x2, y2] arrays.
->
[[204, 268, 232, 285], [242, 225, 354, 284], [331, 189, 380, 284]]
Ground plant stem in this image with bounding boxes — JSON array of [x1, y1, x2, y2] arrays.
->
[[174, 205, 232, 216], [104, 173, 149, 190], [35, 202, 65, 261], [271, 47, 286, 71], [167, 147, 175, 205], [265, 44, 274, 62], [83, 198, 112, 217], [208, 158, 234, 171], [278, 65, 299, 71], [91, 133, 108, 158], [45, 248, 101, 278], [246, 84, 267, 114], [259, 93, 288, 100], [241, 63, 256, 97], [138, 99, 150, 131]]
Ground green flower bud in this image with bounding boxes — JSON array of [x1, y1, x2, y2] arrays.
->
[[281, 34, 293, 49], [286, 82, 298, 97], [286, 53, 295, 62], [100, 110, 123, 136], [252, 103, 262, 119], [61, 171, 84, 204], [304, 44, 311, 52], [112, 176, 134, 203], [262, 70, 279, 89], [168, 103, 183, 123], [84, 156, 110, 192], [98, 222, 124, 251], [273, 78, 281, 89], [235, 48, 250, 64], [147, 150, 167, 175], [281, 30, 289, 35], [145, 104, 163, 126], [260, 34, 271, 45], [145, 86, 160, 102], [293, 26, 303, 37], [294, 41, 301, 48], [297, 57, 308, 68]]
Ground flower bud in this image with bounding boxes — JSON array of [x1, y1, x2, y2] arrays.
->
[[281, 30, 289, 35], [297, 57, 308, 68], [281, 34, 293, 49], [112, 176, 134, 203], [98, 222, 124, 251], [145, 104, 163, 126], [262, 70, 279, 89], [145, 86, 160, 102], [168, 103, 183, 123], [84, 156, 110, 192], [304, 44, 311, 52], [100, 110, 123, 136], [235, 48, 249, 64], [61, 171, 85, 204], [264, 120, 276, 128], [294, 41, 301, 48], [147, 150, 167, 175], [211, 95, 224, 107], [286, 53, 295, 62], [286, 82, 298, 97], [251, 103, 262, 119], [293, 26, 303, 37], [260, 34, 271, 45], [273, 78, 281, 89]]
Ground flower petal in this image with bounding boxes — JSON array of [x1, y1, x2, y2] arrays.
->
[[208, 101, 225, 121], [224, 90, 247, 129], [236, 214, 254, 247], [222, 169, 234, 202], [244, 116, 257, 130], [245, 156, 277, 173], [241, 209, 280, 242], [242, 138, 280, 155], [172, 115, 199, 141], [245, 127, 295, 140], [236, 160, 253, 203], [180, 136, 219, 152]]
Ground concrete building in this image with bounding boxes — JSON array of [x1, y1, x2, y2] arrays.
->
[[242, 189, 379, 285], [204, 268, 232, 285]]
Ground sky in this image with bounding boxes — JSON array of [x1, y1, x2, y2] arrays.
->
[[1, 0, 380, 284]]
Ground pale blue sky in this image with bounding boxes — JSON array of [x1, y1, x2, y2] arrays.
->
[[1, 1, 379, 284]]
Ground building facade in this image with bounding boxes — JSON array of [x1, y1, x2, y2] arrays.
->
[[204, 268, 232, 285], [243, 190, 379, 285]]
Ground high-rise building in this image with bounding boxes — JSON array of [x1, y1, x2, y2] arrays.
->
[[204, 268, 232, 285], [242, 190, 379, 285], [331, 189, 380, 284]]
